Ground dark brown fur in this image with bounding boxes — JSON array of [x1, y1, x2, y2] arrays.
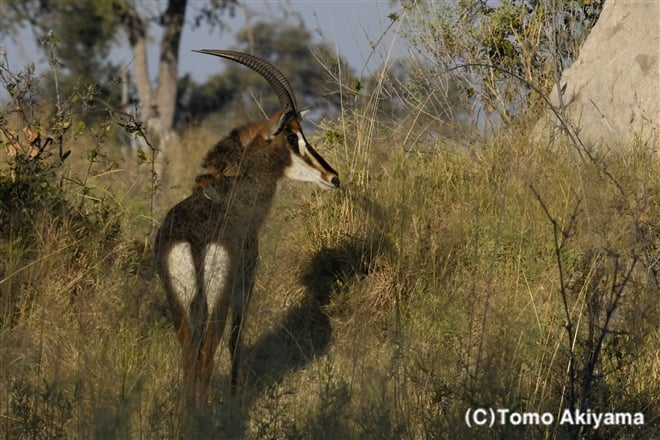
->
[[155, 109, 337, 405]]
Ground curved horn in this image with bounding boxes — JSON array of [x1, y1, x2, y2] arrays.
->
[[194, 49, 298, 114]]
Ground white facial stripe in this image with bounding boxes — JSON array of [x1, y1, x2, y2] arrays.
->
[[167, 242, 197, 314], [295, 130, 308, 156], [285, 131, 337, 189], [203, 243, 230, 314], [284, 153, 323, 184]]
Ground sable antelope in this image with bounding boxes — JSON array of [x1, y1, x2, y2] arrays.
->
[[154, 50, 340, 405]]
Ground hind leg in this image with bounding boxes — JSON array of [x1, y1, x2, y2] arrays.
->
[[198, 243, 232, 403], [176, 317, 198, 404], [161, 242, 199, 404], [197, 298, 229, 405]]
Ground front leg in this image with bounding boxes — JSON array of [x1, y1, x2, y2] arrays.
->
[[229, 309, 243, 394], [229, 240, 258, 394]]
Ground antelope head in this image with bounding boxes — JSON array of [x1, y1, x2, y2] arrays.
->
[[194, 49, 340, 190]]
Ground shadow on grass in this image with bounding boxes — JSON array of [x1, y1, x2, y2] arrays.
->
[[239, 194, 389, 409], [198, 237, 379, 436], [240, 194, 390, 402], [195, 195, 390, 436], [242, 236, 376, 393]]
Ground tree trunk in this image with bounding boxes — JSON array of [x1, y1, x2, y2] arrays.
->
[[157, 0, 187, 137], [116, 1, 154, 128], [116, 0, 187, 157]]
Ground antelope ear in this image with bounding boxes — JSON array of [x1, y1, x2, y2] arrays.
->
[[299, 108, 312, 119], [267, 110, 296, 139]]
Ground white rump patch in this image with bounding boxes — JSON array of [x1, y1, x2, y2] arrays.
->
[[295, 131, 308, 156], [203, 243, 230, 314], [167, 242, 197, 313]]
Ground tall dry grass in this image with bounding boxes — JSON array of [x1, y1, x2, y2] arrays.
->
[[1, 42, 659, 440]]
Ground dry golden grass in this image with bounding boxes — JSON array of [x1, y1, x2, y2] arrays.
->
[[1, 74, 659, 440]]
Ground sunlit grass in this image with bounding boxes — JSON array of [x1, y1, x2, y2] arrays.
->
[[1, 60, 659, 440]]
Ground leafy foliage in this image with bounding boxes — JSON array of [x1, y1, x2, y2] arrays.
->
[[2, 0, 123, 114], [401, 0, 604, 130], [2, 0, 238, 136]]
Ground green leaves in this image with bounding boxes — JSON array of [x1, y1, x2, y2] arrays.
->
[[403, 0, 603, 124], [136, 148, 147, 164]]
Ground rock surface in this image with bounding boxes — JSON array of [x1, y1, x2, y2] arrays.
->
[[536, 0, 659, 149]]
